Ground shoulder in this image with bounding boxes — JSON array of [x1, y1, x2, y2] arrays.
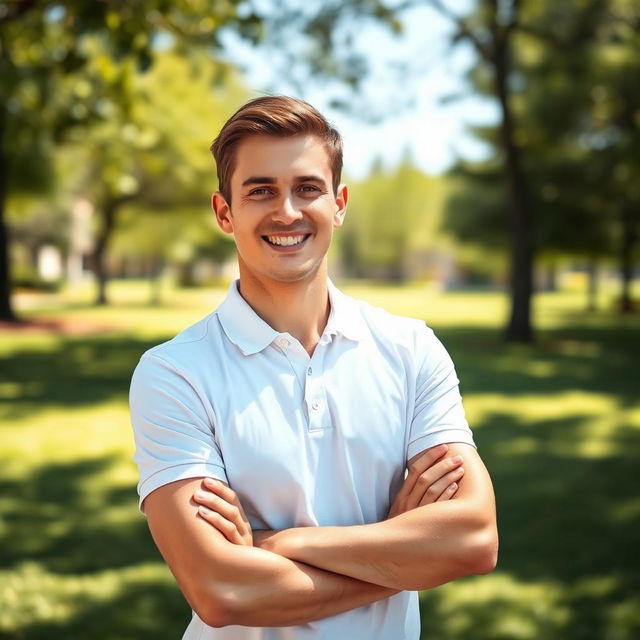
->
[[341, 288, 435, 352], [336, 288, 456, 382], [136, 310, 222, 374]]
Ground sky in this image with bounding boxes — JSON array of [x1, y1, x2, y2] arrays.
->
[[219, 2, 499, 178]]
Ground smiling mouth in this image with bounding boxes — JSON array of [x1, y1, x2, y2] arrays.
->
[[262, 234, 311, 247]]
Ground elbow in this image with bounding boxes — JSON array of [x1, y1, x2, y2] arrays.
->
[[195, 601, 234, 629], [198, 606, 233, 629], [190, 585, 238, 629], [466, 526, 499, 576]]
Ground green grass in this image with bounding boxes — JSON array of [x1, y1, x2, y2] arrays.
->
[[1, 279, 639, 639]]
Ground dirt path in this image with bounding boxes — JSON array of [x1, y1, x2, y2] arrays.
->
[[0, 316, 121, 336]]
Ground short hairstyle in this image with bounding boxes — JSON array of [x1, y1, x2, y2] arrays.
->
[[210, 95, 343, 203]]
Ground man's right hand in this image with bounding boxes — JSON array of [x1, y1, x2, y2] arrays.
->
[[193, 478, 254, 546], [387, 444, 464, 518]]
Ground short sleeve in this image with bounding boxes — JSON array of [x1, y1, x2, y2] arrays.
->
[[129, 353, 228, 513], [407, 325, 475, 461]]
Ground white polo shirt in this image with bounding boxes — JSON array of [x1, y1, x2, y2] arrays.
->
[[130, 279, 475, 640]]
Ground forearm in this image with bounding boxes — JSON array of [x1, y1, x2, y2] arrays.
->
[[258, 444, 498, 591], [198, 543, 398, 627], [258, 500, 496, 591], [145, 478, 396, 630]]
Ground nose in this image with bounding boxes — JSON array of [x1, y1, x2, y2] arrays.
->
[[271, 195, 303, 224]]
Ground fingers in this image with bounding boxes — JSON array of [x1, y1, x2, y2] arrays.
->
[[201, 478, 250, 524], [197, 505, 246, 545], [436, 481, 459, 502], [406, 456, 464, 508], [193, 478, 252, 545], [416, 466, 464, 506], [388, 449, 465, 518], [200, 478, 241, 510], [407, 443, 450, 478], [395, 444, 449, 505]]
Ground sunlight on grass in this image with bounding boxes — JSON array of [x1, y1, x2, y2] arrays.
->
[[0, 562, 177, 632], [421, 571, 640, 640], [465, 391, 639, 459], [1, 403, 134, 468], [422, 573, 572, 639]]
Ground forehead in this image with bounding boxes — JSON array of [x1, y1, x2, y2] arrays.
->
[[231, 134, 332, 185]]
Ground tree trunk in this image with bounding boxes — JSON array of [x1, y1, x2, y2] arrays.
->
[[91, 197, 118, 306], [544, 262, 557, 292], [619, 209, 637, 313], [0, 107, 17, 322], [586, 256, 598, 312], [177, 261, 197, 287], [493, 38, 534, 342], [149, 256, 163, 306]]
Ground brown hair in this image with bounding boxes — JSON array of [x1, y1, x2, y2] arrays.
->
[[210, 95, 343, 203]]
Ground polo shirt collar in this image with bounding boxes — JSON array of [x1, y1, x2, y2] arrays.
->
[[326, 279, 367, 343], [217, 279, 366, 355], [217, 281, 279, 356]]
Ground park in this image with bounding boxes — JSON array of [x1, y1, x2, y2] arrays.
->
[[1, 1, 639, 638]]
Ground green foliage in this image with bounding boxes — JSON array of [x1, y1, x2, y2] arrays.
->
[[111, 204, 236, 269], [342, 155, 449, 280], [0, 0, 261, 318], [59, 47, 245, 206], [445, 0, 639, 268], [0, 2, 222, 193]]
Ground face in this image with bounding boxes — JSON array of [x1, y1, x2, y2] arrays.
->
[[212, 134, 347, 288]]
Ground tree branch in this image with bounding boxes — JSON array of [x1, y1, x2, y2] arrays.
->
[[425, 0, 493, 61], [0, 0, 38, 25]]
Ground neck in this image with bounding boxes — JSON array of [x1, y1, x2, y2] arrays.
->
[[236, 267, 330, 356]]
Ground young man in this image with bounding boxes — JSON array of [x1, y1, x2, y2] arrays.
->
[[130, 96, 498, 639]]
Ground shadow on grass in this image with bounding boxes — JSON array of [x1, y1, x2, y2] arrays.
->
[[2, 315, 639, 420], [0, 454, 196, 638], [417, 408, 640, 639], [0, 578, 190, 640], [0, 455, 159, 573], [482, 411, 640, 580], [0, 336, 166, 420], [434, 322, 640, 409]]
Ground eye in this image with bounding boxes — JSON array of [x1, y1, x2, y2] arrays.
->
[[299, 184, 321, 193], [249, 187, 271, 196]]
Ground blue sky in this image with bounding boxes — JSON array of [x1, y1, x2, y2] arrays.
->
[[220, 1, 499, 178]]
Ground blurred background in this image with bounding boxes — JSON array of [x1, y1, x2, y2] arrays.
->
[[1, 1, 639, 638]]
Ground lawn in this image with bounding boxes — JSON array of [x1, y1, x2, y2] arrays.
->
[[1, 279, 639, 639]]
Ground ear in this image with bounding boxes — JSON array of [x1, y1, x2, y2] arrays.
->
[[333, 184, 348, 228], [212, 192, 233, 234]]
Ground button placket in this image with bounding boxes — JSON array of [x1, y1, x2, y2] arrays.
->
[[305, 345, 330, 431], [274, 334, 310, 402]]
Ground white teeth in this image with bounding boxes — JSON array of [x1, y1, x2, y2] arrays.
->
[[267, 235, 307, 246]]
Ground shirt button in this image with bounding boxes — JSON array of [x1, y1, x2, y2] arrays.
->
[[311, 399, 320, 411], [307, 367, 313, 376]]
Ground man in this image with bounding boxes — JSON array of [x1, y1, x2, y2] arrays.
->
[[130, 95, 498, 639]]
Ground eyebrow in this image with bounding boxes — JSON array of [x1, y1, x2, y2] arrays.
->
[[242, 176, 276, 187], [241, 175, 328, 187]]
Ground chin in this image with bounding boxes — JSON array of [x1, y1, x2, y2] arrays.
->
[[268, 272, 314, 284], [265, 264, 324, 284]]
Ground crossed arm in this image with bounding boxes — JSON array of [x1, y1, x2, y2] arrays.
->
[[144, 443, 498, 628]]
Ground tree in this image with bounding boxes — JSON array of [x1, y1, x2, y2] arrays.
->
[[0, 0, 258, 320], [579, 2, 640, 312], [444, 1, 638, 315], [255, 0, 634, 338], [342, 154, 447, 281], [59, 47, 245, 304]]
